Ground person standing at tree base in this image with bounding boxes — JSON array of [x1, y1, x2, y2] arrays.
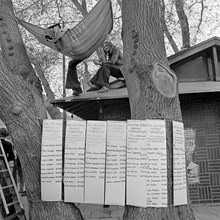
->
[[0, 128, 14, 165], [0, 127, 16, 217]]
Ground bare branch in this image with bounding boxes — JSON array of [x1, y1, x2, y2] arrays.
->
[[117, 0, 122, 10], [55, 0, 63, 22], [15, 0, 54, 15], [188, 0, 201, 10], [70, 0, 88, 16], [30, 57, 62, 119], [40, 0, 44, 14], [160, 0, 179, 53], [191, 0, 206, 45]]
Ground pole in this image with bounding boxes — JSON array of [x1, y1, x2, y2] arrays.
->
[[62, 20, 66, 201]]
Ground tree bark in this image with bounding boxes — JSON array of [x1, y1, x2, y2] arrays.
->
[[160, 0, 179, 53], [30, 58, 62, 119], [0, 53, 84, 220], [0, 0, 42, 95], [0, 0, 62, 120], [70, 0, 88, 16], [174, 0, 190, 48], [0, 1, 83, 219], [122, 1, 195, 219]]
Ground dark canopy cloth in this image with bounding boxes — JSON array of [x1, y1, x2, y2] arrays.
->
[[17, 0, 113, 60]]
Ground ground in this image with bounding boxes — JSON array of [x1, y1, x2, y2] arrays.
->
[[21, 196, 220, 220]]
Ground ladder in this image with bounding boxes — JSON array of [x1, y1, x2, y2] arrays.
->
[[0, 141, 26, 220]]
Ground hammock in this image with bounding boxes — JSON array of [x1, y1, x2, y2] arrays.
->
[[17, 0, 113, 60]]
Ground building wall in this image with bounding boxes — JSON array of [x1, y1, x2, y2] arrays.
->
[[180, 92, 220, 204]]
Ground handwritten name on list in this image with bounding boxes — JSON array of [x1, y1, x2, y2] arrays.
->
[[126, 120, 167, 207], [105, 121, 127, 206], [173, 121, 187, 206], [85, 121, 107, 204], [41, 120, 63, 201], [64, 120, 86, 203]]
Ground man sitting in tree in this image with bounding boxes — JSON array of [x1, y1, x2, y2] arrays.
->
[[65, 41, 124, 96]]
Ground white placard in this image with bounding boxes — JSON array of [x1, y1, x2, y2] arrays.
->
[[126, 120, 147, 207], [145, 120, 167, 207], [64, 120, 86, 203], [105, 121, 127, 206], [41, 120, 62, 201], [85, 121, 106, 204], [173, 121, 187, 206]]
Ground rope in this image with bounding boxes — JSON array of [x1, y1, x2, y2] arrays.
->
[[0, 10, 19, 22]]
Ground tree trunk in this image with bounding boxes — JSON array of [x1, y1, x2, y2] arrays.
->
[[0, 54, 84, 219], [0, 0, 84, 219], [0, 0, 42, 95], [122, 1, 195, 219]]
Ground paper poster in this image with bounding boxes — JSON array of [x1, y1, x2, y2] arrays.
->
[[187, 162, 199, 184], [126, 120, 147, 207], [173, 121, 187, 206], [64, 120, 86, 203], [145, 120, 167, 207], [105, 121, 127, 206], [184, 128, 196, 165], [85, 121, 106, 204], [41, 120, 63, 201]]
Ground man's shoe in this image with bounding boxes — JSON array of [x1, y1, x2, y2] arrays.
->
[[72, 88, 82, 96], [98, 86, 109, 93], [86, 85, 99, 92]]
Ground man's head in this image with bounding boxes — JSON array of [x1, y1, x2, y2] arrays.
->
[[0, 128, 9, 138]]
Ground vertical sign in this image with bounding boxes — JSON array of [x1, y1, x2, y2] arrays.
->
[[184, 128, 196, 165], [105, 121, 127, 206], [173, 121, 187, 206], [85, 121, 106, 204], [41, 120, 62, 201], [145, 120, 167, 207], [64, 120, 86, 203], [126, 120, 147, 207]]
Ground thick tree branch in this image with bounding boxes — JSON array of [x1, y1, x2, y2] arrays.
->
[[30, 58, 55, 101], [30, 58, 62, 119], [191, 0, 206, 45], [0, 0, 43, 96], [160, 0, 179, 53], [175, 0, 190, 48]]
